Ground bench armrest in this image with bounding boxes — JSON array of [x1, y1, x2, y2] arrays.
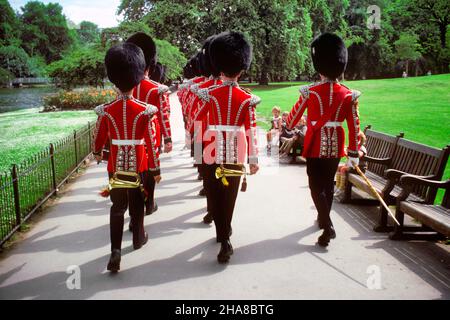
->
[[385, 169, 435, 181], [400, 175, 450, 190], [397, 175, 450, 202], [362, 155, 391, 165]]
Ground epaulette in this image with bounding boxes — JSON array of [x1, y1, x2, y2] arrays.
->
[[249, 95, 261, 106], [351, 90, 361, 101], [299, 85, 311, 99], [196, 88, 210, 102], [158, 84, 169, 95], [144, 103, 158, 116], [94, 104, 106, 116], [190, 84, 200, 94]]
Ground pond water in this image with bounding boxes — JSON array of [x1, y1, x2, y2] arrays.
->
[[0, 87, 58, 113]]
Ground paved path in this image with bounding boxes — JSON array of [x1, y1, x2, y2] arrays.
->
[[0, 93, 449, 300]]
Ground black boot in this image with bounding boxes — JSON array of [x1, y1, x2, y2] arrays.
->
[[107, 249, 121, 272], [133, 232, 148, 250], [146, 202, 158, 216], [203, 212, 213, 224], [217, 240, 233, 264], [317, 226, 336, 247]]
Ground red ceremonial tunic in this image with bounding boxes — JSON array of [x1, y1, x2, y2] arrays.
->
[[92, 96, 160, 175], [286, 81, 361, 158], [190, 81, 260, 165], [133, 77, 172, 144], [179, 76, 207, 122]]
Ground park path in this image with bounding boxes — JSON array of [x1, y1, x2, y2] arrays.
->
[[0, 92, 449, 300]]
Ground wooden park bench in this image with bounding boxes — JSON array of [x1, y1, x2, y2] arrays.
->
[[343, 125, 403, 204], [390, 175, 450, 240], [344, 127, 450, 232]]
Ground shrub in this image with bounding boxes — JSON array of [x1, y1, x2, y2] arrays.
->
[[0, 67, 13, 86], [43, 88, 117, 111], [47, 47, 106, 89]]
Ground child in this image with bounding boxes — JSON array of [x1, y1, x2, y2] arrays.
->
[[285, 33, 361, 247], [266, 106, 282, 152], [92, 42, 161, 272]]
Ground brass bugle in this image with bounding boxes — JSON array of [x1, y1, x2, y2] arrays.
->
[[215, 166, 247, 191], [109, 171, 142, 190]]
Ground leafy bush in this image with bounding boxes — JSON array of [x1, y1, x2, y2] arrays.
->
[[0, 45, 32, 77], [47, 47, 106, 89], [43, 88, 117, 111], [0, 67, 13, 86]]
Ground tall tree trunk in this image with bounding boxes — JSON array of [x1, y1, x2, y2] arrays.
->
[[439, 23, 447, 49]]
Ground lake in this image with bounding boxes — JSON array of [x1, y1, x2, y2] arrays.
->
[[0, 87, 58, 113]]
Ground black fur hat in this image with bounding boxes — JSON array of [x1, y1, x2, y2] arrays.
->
[[311, 33, 348, 79], [190, 54, 202, 77], [210, 31, 252, 77], [105, 42, 146, 92], [151, 62, 166, 83], [126, 32, 157, 73], [182, 56, 199, 79], [200, 35, 216, 77]]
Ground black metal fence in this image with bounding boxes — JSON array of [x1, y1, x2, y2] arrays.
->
[[0, 122, 94, 246]]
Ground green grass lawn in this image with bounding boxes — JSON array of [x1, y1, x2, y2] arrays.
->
[[248, 74, 450, 202], [0, 108, 96, 172]]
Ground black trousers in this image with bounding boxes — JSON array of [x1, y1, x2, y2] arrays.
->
[[203, 164, 241, 242], [198, 164, 210, 212], [306, 158, 341, 229], [145, 172, 156, 212], [109, 173, 146, 251]]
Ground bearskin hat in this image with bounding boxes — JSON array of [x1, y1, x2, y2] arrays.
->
[[105, 42, 145, 92], [199, 35, 216, 77], [182, 56, 199, 79], [311, 33, 348, 79], [126, 32, 157, 73], [210, 31, 252, 77], [151, 62, 166, 83]]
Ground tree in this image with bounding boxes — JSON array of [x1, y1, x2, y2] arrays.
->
[[0, 45, 33, 77], [77, 21, 100, 45], [101, 20, 187, 81], [19, 1, 74, 63], [394, 32, 422, 75], [0, 0, 21, 46], [47, 46, 106, 89], [414, 0, 449, 49]]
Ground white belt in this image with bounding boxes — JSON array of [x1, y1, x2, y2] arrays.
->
[[311, 121, 343, 128], [207, 125, 244, 132], [111, 139, 145, 146]]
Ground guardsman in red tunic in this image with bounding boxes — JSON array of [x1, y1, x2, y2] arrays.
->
[[190, 32, 260, 264], [127, 33, 171, 218], [92, 42, 161, 272], [180, 56, 207, 125], [188, 35, 223, 224], [286, 33, 361, 247], [128, 33, 172, 153]]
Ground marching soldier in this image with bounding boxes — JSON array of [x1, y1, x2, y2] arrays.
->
[[190, 31, 260, 263], [127, 33, 171, 218], [187, 35, 223, 224], [92, 42, 161, 272], [286, 33, 361, 247]]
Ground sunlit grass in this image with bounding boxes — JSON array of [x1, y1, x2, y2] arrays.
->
[[0, 108, 96, 172]]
